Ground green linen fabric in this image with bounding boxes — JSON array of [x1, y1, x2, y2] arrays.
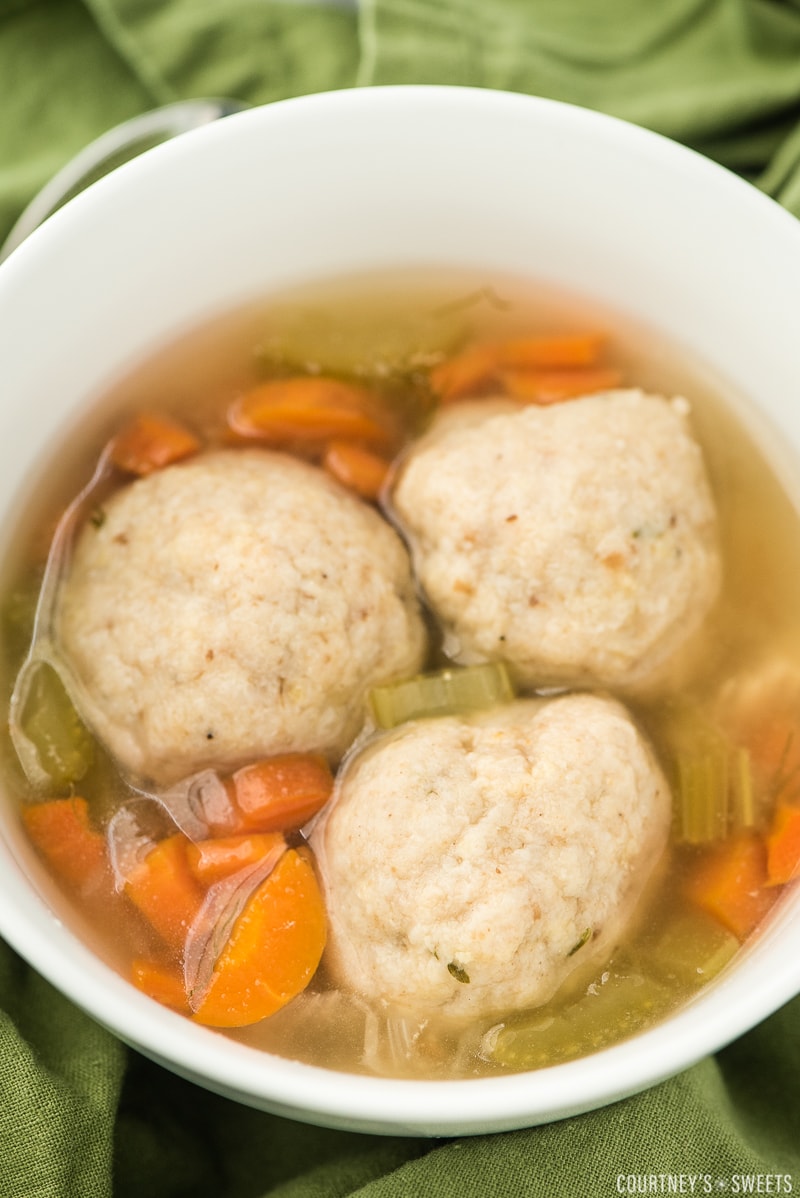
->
[[2, 1, 800, 1195]]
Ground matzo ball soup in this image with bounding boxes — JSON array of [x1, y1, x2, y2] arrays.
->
[[2, 270, 799, 1079]]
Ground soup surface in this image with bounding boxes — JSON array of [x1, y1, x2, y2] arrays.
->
[[3, 269, 800, 1079]]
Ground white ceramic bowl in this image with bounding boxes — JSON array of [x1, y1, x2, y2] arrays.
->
[[1, 85, 799, 1137]]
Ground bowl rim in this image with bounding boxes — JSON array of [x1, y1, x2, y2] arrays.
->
[[2, 82, 800, 1137]]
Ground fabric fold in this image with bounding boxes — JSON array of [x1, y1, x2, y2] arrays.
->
[[83, 0, 361, 106], [360, 0, 800, 183], [0, 943, 125, 1198]]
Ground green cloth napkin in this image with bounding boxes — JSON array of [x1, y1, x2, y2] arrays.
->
[[2, 2, 800, 1195]]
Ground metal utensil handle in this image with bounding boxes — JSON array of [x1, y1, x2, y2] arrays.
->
[[0, 98, 246, 263]]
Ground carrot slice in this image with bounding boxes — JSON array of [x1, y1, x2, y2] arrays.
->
[[429, 343, 499, 402], [109, 413, 201, 476], [498, 333, 604, 369], [684, 830, 778, 941], [766, 803, 800, 886], [22, 797, 108, 893], [131, 958, 189, 1012], [124, 833, 205, 952], [228, 754, 334, 834], [185, 832, 287, 888], [429, 333, 608, 403], [191, 847, 326, 1027], [323, 441, 391, 500], [227, 377, 395, 449], [501, 366, 623, 404]]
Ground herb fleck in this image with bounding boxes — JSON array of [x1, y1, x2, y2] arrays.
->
[[447, 961, 470, 984], [567, 927, 592, 957], [90, 507, 107, 529]]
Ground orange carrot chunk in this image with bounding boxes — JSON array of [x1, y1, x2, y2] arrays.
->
[[498, 333, 605, 369], [227, 377, 395, 449], [323, 441, 391, 500], [131, 958, 189, 1013], [429, 343, 499, 402], [501, 366, 623, 404], [124, 834, 205, 952], [228, 754, 334, 834], [684, 830, 778, 941], [191, 847, 326, 1027], [109, 412, 201, 476], [186, 832, 287, 888], [430, 333, 608, 403], [22, 797, 108, 893], [766, 804, 800, 886]]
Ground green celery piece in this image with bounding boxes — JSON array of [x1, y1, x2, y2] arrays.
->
[[642, 908, 739, 989], [663, 700, 758, 845], [256, 303, 465, 382], [1, 577, 41, 674], [369, 662, 514, 730], [730, 746, 757, 829], [486, 1011, 583, 1071], [18, 660, 94, 789], [486, 965, 677, 1070]]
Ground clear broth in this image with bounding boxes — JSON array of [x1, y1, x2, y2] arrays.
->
[[3, 268, 800, 1080]]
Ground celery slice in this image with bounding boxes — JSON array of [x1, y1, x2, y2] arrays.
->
[[14, 660, 94, 789], [660, 701, 758, 845], [730, 747, 757, 830], [256, 302, 466, 382], [484, 906, 739, 1071], [484, 965, 677, 1070], [369, 662, 514, 730], [2, 576, 41, 672], [642, 908, 739, 989]]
